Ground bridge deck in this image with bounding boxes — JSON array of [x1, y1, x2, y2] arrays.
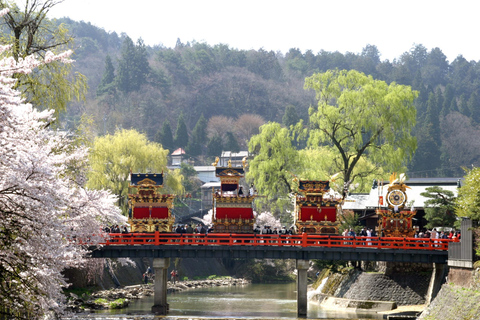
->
[[89, 233, 451, 263]]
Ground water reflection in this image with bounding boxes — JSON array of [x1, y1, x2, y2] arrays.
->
[[68, 283, 382, 320]]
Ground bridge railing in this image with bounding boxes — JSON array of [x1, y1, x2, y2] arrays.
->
[[102, 233, 455, 251]]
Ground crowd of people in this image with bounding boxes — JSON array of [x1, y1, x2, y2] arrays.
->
[[341, 226, 461, 240], [415, 228, 461, 240], [174, 223, 213, 234], [253, 225, 295, 235], [104, 223, 461, 242], [103, 225, 129, 233]]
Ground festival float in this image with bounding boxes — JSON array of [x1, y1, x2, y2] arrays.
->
[[376, 173, 416, 237], [211, 158, 256, 233], [127, 172, 176, 232], [294, 180, 341, 234]]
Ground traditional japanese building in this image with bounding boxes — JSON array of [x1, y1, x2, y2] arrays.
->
[[127, 173, 175, 232], [211, 158, 255, 233], [295, 180, 342, 234]]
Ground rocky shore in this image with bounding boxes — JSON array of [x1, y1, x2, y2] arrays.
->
[[67, 277, 250, 312]]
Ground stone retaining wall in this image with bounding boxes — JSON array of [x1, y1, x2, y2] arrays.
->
[[342, 272, 431, 305]]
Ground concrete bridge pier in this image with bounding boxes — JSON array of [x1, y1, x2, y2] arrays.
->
[[296, 259, 309, 317], [152, 258, 170, 315]]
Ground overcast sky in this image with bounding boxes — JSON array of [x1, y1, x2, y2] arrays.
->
[[49, 0, 480, 62]]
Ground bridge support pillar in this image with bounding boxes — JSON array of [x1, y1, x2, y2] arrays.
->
[[152, 258, 170, 315], [296, 259, 309, 317]]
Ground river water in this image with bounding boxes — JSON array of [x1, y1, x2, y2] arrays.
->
[[66, 283, 383, 320]]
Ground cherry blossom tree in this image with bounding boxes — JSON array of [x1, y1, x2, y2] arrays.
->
[[0, 9, 124, 319]]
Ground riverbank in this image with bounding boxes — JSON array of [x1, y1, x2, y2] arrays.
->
[[418, 283, 480, 319], [67, 277, 250, 312]]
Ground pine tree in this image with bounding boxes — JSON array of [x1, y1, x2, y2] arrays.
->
[[186, 114, 207, 156], [132, 38, 150, 89], [116, 36, 136, 93], [155, 120, 174, 152], [97, 55, 115, 95], [467, 92, 480, 123], [174, 113, 189, 149], [224, 131, 240, 152], [207, 134, 223, 157], [282, 104, 300, 127]]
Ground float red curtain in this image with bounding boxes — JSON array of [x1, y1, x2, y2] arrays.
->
[[133, 207, 149, 219], [151, 207, 168, 219], [216, 207, 253, 219], [300, 207, 336, 222]]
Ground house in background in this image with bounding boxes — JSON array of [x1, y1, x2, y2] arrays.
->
[[171, 148, 187, 167], [219, 151, 249, 167]]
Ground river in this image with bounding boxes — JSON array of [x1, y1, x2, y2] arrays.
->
[[65, 283, 384, 320]]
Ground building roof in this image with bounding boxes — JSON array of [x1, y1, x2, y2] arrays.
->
[[171, 148, 186, 156], [201, 181, 221, 189], [221, 151, 249, 158], [194, 166, 216, 172], [343, 193, 370, 210]]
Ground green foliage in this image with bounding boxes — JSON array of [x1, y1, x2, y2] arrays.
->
[[109, 298, 127, 309], [224, 131, 240, 152], [116, 36, 136, 92], [248, 122, 299, 214], [87, 129, 184, 214], [456, 167, 480, 221], [155, 120, 174, 152], [207, 134, 223, 157], [94, 298, 108, 304], [97, 55, 116, 96], [115, 37, 150, 93], [305, 69, 418, 196], [421, 186, 457, 228], [174, 113, 189, 149], [186, 114, 207, 156], [282, 104, 300, 128]]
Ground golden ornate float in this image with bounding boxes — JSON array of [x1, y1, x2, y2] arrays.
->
[[377, 173, 416, 237], [127, 172, 175, 232]]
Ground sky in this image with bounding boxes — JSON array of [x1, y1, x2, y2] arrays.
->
[[48, 0, 480, 62]]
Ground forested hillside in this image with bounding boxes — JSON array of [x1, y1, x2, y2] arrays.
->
[[61, 18, 480, 178]]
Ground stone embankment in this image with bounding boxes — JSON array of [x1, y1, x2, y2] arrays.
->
[[67, 278, 250, 312], [418, 283, 480, 319], [309, 262, 434, 318], [418, 267, 480, 319]]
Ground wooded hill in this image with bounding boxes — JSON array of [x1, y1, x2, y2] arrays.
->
[[60, 18, 480, 178]]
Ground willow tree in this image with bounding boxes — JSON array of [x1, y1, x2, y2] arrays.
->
[[87, 129, 184, 214], [248, 122, 299, 214], [305, 69, 418, 197], [456, 167, 480, 222]]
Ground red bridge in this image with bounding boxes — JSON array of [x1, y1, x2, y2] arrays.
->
[[89, 232, 453, 265], [102, 232, 454, 251]]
